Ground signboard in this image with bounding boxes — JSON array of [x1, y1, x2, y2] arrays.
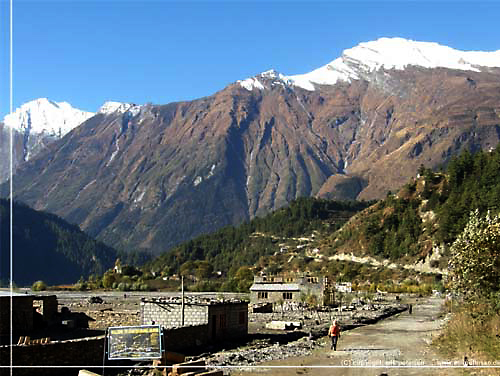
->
[[107, 325, 162, 360]]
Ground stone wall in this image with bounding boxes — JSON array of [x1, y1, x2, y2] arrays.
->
[[0, 336, 105, 376], [0, 296, 34, 337], [141, 302, 209, 328]]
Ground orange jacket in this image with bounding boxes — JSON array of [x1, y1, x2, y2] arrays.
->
[[328, 324, 340, 337]]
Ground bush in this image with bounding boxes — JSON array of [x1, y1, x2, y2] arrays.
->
[[118, 282, 131, 291], [32, 280, 47, 291], [449, 210, 500, 304]]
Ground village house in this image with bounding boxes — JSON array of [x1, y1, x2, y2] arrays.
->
[[335, 281, 352, 293], [140, 297, 248, 347], [249, 273, 335, 307]]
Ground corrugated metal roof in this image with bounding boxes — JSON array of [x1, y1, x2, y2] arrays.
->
[[250, 283, 301, 291]]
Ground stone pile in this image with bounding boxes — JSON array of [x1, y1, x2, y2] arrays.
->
[[206, 336, 320, 368]]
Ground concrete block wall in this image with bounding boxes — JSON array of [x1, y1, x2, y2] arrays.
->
[[141, 302, 208, 328]]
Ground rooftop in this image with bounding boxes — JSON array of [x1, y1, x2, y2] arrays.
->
[[249, 283, 301, 292], [141, 296, 248, 306]]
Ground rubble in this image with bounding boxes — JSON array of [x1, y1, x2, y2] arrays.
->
[[198, 303, 407, 370]]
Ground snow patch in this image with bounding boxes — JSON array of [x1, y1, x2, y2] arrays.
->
[[106, 137, 120, 167], [98, 101, 133, 114], [206, 164, 216, 179], [238, 77, 265, 91], [193, 176, 203, 186], [134, 191, 146, 203], [98, 101, 141, 116]]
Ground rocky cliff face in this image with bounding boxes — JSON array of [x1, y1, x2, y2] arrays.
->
[[0, 124, 24, 183], [4, 39, 500, 255]]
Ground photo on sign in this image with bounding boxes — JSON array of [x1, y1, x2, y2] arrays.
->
[[108, 325, 162, 360]]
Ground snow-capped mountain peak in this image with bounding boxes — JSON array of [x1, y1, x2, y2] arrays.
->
[[239, 37, 500, 91], [3, 98, 94, 137]]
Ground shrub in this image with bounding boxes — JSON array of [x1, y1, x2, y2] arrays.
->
[[449, 210, 500, 305], [32, 280, 47, 291]]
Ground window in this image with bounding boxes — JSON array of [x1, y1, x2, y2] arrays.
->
[[283, 292, 293, 300], [307, 277, 318, 283], [258, 292, 268, 299]]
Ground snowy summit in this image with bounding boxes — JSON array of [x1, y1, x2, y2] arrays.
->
[[3, 98, 94, 137], [239, 37, 500, 91]]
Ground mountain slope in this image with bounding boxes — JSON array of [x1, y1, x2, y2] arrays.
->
[[0, 199, 117, 286], [3, 38, 500, 255], [147, 197, 371, 276], [153, 146, 500, 286]]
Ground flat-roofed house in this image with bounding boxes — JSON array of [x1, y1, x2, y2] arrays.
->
[[249, 274, 332, 306]]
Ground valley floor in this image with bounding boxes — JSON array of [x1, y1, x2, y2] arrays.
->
[[233, 297, 470, 376]]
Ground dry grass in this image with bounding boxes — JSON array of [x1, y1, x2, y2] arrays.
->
[[434, 302, 500, 370]]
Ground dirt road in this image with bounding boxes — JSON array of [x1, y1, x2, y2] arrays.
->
[[234, 297, 464, 376]]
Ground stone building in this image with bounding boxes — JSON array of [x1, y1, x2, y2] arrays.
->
[[140, 297, 248, 343], [0, 292, 58, 340], [249, 273, 334, 306]]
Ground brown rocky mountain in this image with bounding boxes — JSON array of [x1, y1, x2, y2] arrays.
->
[[3, 39, 500, 255]]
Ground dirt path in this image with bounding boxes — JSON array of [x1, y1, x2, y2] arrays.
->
[[234, 297, 463, 376]]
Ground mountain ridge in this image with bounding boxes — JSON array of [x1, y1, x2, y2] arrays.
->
[[3, 37, 500, 256], [0, 198, 118, 286], [238, 37, 500, 92]]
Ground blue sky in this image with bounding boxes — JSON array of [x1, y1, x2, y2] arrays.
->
[[0, 0, 499, 118]]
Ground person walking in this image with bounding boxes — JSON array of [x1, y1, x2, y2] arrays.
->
[[328, 319, 341, 351]]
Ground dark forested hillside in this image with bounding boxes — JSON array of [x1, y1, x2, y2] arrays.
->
[[147, 198, 371, 277], [435, 148, 500, 243], [147, 145, 500, 285], [322, 146, 500, 269], [0, 199, 118, 286]]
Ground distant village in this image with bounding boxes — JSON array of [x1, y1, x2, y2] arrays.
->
[[0, 270, 386, 376]]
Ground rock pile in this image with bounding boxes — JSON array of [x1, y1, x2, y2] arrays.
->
[[206, 336, 320, 368]]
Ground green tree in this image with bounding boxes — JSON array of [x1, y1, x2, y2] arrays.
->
[[102, 272, 116, 289], [195, 261, 213, 280], [32, 280, 47, 291], [234, 266, 254, 291], [449, 210, 500, 304], [179, 261, 195, 277]]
